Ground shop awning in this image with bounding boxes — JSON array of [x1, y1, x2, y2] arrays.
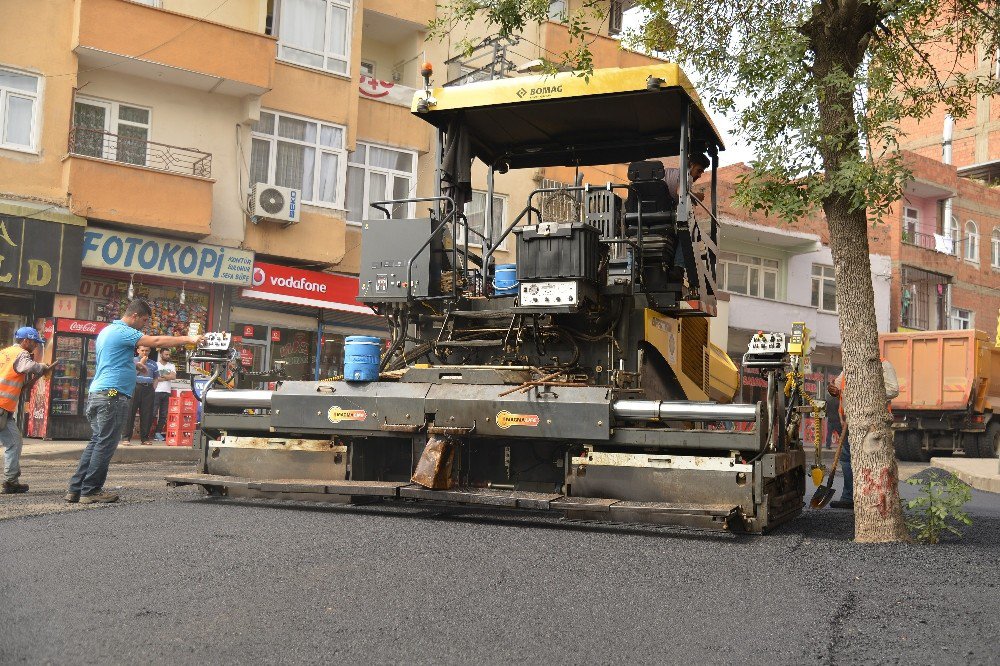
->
[[241, 262, 376, 316]]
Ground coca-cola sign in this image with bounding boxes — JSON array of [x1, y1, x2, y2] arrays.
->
[[56, 319, 110, 335]]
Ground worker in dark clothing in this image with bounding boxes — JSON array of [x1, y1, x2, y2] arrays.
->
[[825, 391, 842, 449]]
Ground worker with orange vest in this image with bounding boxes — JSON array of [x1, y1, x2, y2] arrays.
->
[[826, 359, 899, 510], [0, 327, 59, 494]]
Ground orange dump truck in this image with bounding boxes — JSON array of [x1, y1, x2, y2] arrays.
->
[[879, 330, 1000, 461]]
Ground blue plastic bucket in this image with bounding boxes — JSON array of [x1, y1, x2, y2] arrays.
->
[[493, 264, 518, 296], [344, 335, 381, 382]]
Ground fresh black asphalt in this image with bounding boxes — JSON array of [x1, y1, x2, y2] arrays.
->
[[1, 477, 998, 665]]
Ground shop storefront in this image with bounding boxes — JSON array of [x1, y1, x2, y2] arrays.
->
[[0, 212, 85, 341], [232, 262, 385, 383], [26, 226, 254, 439]]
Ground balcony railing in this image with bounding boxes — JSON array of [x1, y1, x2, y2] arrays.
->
[[68, 127, 212, 178], [901, 228, 966, 256]]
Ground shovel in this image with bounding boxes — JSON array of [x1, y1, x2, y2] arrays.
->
[[810, 425, 847, 509]]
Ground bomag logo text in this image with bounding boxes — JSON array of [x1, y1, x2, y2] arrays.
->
[[327, 406, 367, 423], [528, 85, 563, 96], [495, 410, 541, 429]]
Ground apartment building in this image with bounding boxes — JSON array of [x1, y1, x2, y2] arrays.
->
[[0, 0, 659, 419], [714, 153, 1000, 374]]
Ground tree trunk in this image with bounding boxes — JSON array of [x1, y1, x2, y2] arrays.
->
[[808, 1, 910, 542]]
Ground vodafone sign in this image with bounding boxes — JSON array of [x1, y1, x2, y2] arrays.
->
[[241, 262, 374, 314]]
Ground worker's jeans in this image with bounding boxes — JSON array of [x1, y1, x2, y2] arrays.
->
[[151, 392, 171, 437], [0, 411, 23, 482], [69, 392, 130, 496], [839, 432, 853, 503]]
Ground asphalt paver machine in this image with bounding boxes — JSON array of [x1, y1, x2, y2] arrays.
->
[[170, 63, 808, 533]]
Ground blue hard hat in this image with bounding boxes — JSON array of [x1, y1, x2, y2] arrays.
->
[[14, 327, 44, 343]]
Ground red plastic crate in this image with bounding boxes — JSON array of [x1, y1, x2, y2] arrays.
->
[[166, 429, 195, 447], [168, 391, 198, 415], [166, 412, 196, 428]]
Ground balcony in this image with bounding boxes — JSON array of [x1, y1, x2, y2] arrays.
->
[[66, 127, 214, 236], [74, 0, 275, 96], [358, 75, 418, 108], [363, 0, 435, 28], [541, 21, 666, 69]]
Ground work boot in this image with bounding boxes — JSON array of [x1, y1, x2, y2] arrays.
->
[[79, 491, 119, 504], [1, 479, 28, 494], [64, 492, 80, 503], [830, 499, 854, 510]]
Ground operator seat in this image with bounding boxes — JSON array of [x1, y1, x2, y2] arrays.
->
[[624, 160, 678, 261]]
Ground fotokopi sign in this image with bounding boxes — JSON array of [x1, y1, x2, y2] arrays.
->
[[81, 227, 254, 286], [0, 215, 84, 293]]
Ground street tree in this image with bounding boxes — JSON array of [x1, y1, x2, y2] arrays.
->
[[431, 0, 1000, 541]]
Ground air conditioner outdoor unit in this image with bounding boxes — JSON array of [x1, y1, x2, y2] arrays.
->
[[251, 183, 301, 225]]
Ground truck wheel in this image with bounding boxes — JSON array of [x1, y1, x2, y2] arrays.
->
[[975, 421, 1000, 458], [894, 431, 931, 462]]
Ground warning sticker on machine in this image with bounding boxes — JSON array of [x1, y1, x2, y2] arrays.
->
[[495, 410, 541, 429], [327, 406, 367, 423]]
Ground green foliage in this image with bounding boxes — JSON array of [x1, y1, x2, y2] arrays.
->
[[905, 473, 973, 544], [433, 0, 1000, 221]]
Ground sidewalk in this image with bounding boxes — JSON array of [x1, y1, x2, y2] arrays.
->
[[931, 456, 1000, 494], [21, 438, 199, 463]]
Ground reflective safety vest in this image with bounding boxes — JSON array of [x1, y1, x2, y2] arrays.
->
[[0, 344, 26, 413]]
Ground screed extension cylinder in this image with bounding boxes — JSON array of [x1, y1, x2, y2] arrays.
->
[[611, 400, 759, 422], [204, 390, 274, 409]]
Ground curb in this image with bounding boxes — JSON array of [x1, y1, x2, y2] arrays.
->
[[930, 457, 1000, 494], [23, 446, 199, 464]]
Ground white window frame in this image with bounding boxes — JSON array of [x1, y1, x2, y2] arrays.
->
[[608, 0, 624, 35], [903, 206, 918, 239], [718, 252, 780, 300], [250, 109, 347, 209], [0, 66, 41, 154], [991, 228, 1000, 268], [131, 0, 162, 6], [548, 0, 567, 20], [948, 215, 961, 257], [73, 95, 152, 165], [276, 0, 353, 78], [964, 219, 979, 263], [949, 307, 973, 330], [345, 141, 418, 226], [811, 264, 837, 313], [461, 191, 508, 250]]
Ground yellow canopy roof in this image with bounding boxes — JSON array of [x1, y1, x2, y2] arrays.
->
[[412, 63, 724, 169]]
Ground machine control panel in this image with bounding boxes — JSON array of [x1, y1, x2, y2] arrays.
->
[[519, 280, 579, 305], [197, 331, 233, 352], [748, 331, 787, 354]]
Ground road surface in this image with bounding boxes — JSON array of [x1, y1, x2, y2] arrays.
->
[[0, 457, 997, 665]]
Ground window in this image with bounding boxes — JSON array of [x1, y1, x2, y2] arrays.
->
[[360, 60, 376, 78], [462, 191, 507, 248], [608, 0, 624, 35], [131, 0, 161, 6], [718, 252, 779, 300], [0, 67, 40, 152], [73, 96, 150, 166], [992, 228, 1000, 268], [950, 307, 974, 330], [548, 0, 567, 20], [277, 0, 352, 76], [250, 110, 346, 207], [345, 141, 417, 224], [964, 220, 979, 262], [903, 206, 918, 238], [811, 265, 837, 313], [948, 215, 961, 256]]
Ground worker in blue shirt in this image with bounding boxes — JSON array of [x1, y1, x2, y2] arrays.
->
[[66, 299, 203, 504]]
